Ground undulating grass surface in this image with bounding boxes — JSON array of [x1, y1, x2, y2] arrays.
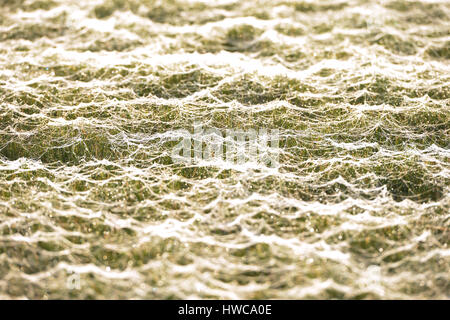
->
[[0, 0, 449, 299]]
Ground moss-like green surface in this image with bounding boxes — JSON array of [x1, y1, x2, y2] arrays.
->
[[0, 0, 449, 300]]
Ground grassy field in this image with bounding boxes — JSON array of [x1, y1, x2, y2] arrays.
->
[[0, 0, 449, 299]]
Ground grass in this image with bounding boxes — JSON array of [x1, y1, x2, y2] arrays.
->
[[0, 0, 448, 300]]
